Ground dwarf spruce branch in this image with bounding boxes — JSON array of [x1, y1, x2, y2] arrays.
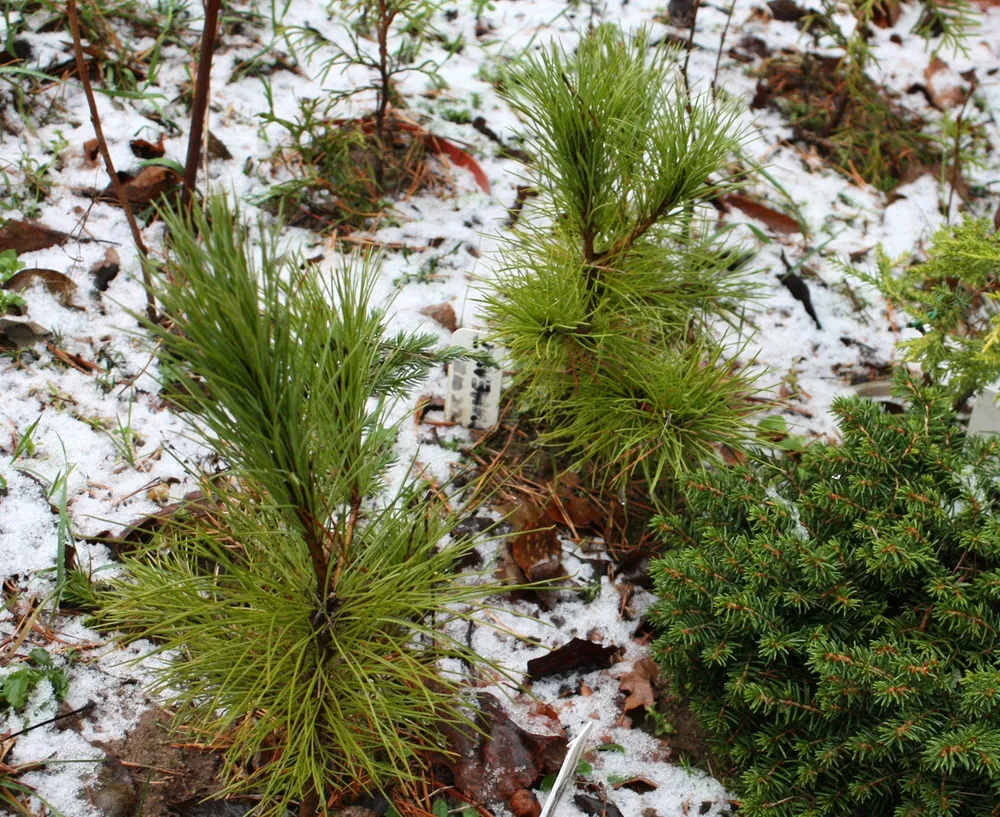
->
[[483, 25, 764, 493], [650, 372, 1000, 816]]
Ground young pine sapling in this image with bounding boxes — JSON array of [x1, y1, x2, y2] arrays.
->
[[97, 196, 505, 816], [482, 25, 765, 494]]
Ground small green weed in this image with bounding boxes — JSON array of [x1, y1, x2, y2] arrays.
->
[[0, 248, 26, 313], [1, 648, 69, 711]]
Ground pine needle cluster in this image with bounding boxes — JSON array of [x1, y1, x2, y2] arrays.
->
[[481, 25, 764, 494], [857, 217, 1000, 406], [650, 373, 1000, 816], [96, 197, 502, 815]]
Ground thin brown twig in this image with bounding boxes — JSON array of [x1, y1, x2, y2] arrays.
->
[[681, 0, 701, 104], [181, 0, 222, 210], [711, 0, 735, 102], [67, 0, 156, 322]]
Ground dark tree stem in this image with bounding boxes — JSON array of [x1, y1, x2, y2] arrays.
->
[[182, 0, 222, 211]]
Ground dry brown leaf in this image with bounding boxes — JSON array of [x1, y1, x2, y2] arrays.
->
[[207, 131, 233, 161], [526, 637, 620, 682], [545, 472, 603, 529], [442, 694, 566, 813], [924, 57, 968, 110], [617, 656, 659, 712], [0, 220, 72, 254], [0, 318, 51, 347], [508, 500, 564, 582], [610, 776, 658, 793], [870, 0, 902, 27], [419, 301, 458, 332], [4, 268, 82, 310], [91, 248, 121, 292], [101, 165, 180, 207], [82, 138, 100, 167], [129, 137, 165, 159], [723, 193, 802, 235]]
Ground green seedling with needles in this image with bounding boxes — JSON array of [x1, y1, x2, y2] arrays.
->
[[482, 25, 767, 496], [97, 195, 514, 816]]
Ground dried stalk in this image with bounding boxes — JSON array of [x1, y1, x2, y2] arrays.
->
[[66, 0, 156, 321], [181, 0, 223, 210]]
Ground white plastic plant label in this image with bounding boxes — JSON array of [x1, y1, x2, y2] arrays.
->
[[968, 380, 1000, 437], [445, 328, 504, 429], [538, 721, 594, 817]]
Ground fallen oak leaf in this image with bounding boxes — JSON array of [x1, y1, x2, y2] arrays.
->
[[615, 656, 659, 712]]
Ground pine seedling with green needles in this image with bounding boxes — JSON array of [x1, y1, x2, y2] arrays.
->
[[96, 195, 508, 816], [854, 217, 1000, 406], [482, 25, 765, 495]]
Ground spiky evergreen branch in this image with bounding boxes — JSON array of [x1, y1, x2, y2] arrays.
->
[[855, 217, 1000, 406], [651, 372, 1000, 816]]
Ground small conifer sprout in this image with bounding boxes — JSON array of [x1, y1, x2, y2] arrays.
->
[[651, 372, 1000, 816], [482, 24, 764, 493], [856, 216, 1000, 406], [96, 196, 505, 815]]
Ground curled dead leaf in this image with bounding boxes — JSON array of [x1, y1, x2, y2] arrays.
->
[[101, 165, 181, 207], [924, 56, 968, 110], [616, 656, 659, 712], [511, 789, 541, 817], [4, 268, 83, 310], [0, 318, 51, 347], [526, 637, 619, 682], [129, 137, 166, 160], [91, 248, 121, 292], [610, 776, 658, 793], [722, 193, 802, 235]]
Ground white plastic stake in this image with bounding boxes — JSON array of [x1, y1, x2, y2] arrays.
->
[[445, 328, 504, 429], [969, 380, 1000, 437], [538, 721, 595, 817]]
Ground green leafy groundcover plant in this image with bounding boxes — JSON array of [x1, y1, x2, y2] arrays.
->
[[650, 374, 1000, 816], [482, 24, 764, 494], [96, 197, 505, 816]]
